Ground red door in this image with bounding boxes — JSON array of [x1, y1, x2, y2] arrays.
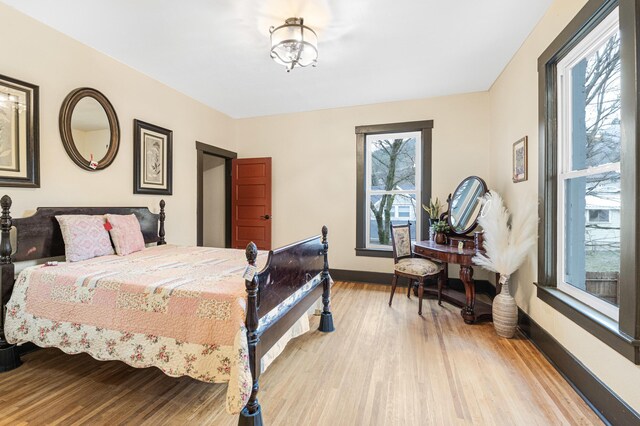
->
[[231, 158, 272, 250]]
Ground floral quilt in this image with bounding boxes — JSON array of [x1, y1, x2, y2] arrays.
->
[[4, 245, 270, 414]]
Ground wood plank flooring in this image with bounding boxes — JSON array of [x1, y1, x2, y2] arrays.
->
[[0, 282, 602, 425]]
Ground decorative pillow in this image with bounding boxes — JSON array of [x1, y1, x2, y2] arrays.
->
[[105, 214, 146, 256], [55, 215, 115, 262]]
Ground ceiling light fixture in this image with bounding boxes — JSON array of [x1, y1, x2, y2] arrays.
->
[[269, 17, 318, 72]]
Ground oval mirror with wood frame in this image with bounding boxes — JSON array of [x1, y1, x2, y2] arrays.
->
[[446, 176, 488, 236], [59, 87, 120, 171]]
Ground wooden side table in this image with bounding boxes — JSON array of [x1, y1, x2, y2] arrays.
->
[[413, 239, 493, 324]]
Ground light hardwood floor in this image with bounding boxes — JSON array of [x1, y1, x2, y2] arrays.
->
[[0, 282, 602, 425]]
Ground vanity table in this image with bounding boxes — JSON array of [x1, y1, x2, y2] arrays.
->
[[414, 239, 493, 324], [416, 176, 495, 324]]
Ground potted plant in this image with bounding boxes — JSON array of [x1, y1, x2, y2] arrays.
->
[[432, 220, 450, 244], [422, 197, 443, 240], [472, 191, 537, 338]]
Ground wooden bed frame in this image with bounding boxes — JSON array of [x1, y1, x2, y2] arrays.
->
[[0, 195, 334, 426]]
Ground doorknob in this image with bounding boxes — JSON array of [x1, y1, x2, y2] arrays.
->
[[260, 214, 271, 220]]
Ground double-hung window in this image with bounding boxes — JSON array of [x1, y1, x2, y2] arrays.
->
[[556, 8, 621, 320], [538, 0, 640, 362], [355, 121, 433, 257], [365, 131, 421, 249]]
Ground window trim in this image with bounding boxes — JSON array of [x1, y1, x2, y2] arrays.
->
[[355, 120, 433, 258], [538, 0, 640, 363]]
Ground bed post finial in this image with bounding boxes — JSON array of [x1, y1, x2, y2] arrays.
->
[[245, 242, 258, 265], [158, 199, 166, 245], [1, 195, 12, 264], [240, 241, 263, 426], [319, 225, 335, 332], [0, 195, 19, 372]]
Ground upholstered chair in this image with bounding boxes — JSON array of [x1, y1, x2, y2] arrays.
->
[[389, 223, 446, 315]]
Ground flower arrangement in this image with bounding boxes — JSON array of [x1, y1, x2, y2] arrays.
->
[[472, 191, 537, 277], [432, 220, 451, 234], [422, 197, 443, 220], [472, 190, 537, 338], [432, 220, 450, 244]]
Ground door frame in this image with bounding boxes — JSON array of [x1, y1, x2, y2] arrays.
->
[[196, 141, 237, 247]]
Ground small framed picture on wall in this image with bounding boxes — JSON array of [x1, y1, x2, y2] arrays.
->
[[512, 136, 528, 183], [133, 119, 173, 195]]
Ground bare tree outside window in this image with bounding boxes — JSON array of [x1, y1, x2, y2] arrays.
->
[[367, 135, 419, 246]]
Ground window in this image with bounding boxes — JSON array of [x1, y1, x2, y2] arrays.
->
[[365, 131, 421, 249], [538, 0, 640, 363], [397, 205, 411, 219], [587, 209, 610, 223], [556, 8, 621, 320], [355, 121, 433, 257]]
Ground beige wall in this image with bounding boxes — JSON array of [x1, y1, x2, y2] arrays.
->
[[488, 0, 640, 412], [234, 93, 492, 277], [0, 2, 235, 246]]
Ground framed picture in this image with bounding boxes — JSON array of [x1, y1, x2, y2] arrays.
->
[[512, 136, 528, 183], [0, 74, 39, 187], [133, 120, 172, 195]]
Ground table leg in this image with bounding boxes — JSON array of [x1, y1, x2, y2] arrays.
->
[[418, 278, 424, 316], [460, 265, 475, 324]]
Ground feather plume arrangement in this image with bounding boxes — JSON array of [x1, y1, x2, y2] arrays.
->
[[472, 191, 537, 277]]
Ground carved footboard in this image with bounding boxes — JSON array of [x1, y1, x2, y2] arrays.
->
[[240, 226, 334, 426]]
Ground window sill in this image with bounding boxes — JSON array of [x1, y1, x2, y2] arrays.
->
[[355, 248, 393, 258], [536, 284, 640, 364]]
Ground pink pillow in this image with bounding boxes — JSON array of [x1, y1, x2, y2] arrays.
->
[[105, 214, 146, 256], [55, 215, 115, 262]]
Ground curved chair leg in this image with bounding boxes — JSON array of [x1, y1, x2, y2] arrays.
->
[[418, 278, 425, 315], [389, 274, 398, 306], [407, 279, 412, 299]]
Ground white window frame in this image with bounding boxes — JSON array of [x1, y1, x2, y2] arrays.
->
[[556, 8, 620, 321], [365, 131, 421, 250]]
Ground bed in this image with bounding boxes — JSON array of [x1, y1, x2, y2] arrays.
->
[[0, 195, 334, 426]]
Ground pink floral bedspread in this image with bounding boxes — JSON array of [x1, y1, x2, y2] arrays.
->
[[5, 244, 267, 414]]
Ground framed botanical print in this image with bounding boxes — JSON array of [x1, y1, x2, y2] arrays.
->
[[133, 120, 172, 195], [512, 136, 528, 183], [0, 74, 39, 187]]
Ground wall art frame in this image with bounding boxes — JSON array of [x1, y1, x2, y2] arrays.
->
[[513, 136, 528, 183], [0, 74, 39, 188], [133, 119, 172, 195]]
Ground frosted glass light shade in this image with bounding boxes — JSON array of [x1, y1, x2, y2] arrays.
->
[[269, 17, 318, 72]]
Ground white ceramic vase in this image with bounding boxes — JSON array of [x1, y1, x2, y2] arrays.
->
[[492, 275, 518, 338]]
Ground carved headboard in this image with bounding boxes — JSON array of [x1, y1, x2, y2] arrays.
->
[[1, 196, 166, 263]]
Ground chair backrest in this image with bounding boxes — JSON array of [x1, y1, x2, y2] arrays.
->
[[390, 223, 412, 262]]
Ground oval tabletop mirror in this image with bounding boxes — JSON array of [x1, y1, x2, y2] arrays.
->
[[59, 88, 120, 171], [447, 176, 488, 235]]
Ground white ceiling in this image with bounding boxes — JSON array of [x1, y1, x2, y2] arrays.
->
[[2, 0, 552, 118]]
